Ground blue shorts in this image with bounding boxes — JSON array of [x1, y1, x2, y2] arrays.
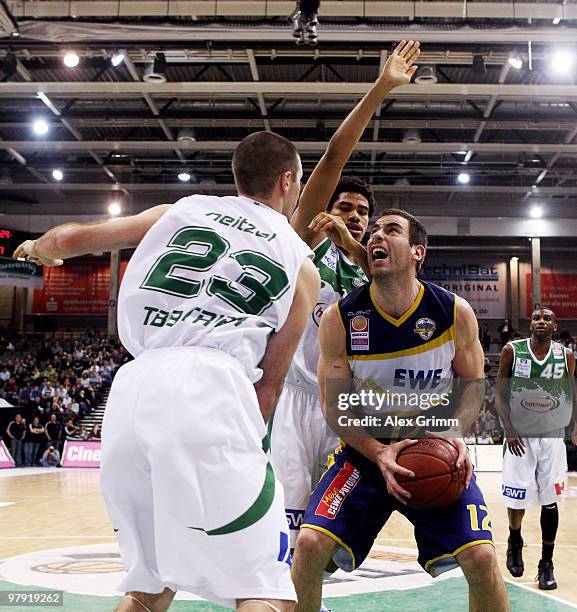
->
[[301, 446, 494, 576]]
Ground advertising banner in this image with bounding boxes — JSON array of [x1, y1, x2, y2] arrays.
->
[[61, 440, 101, 468], [420, 261, 506, 319], [526, 273, 577, 319], [0, 256, 43, 288], [0, 440, 15, 468], [32, 258, 127, 315]]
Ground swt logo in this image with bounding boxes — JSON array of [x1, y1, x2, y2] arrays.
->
[[502, 485, 526, 500], [286, 509, 304, 531]]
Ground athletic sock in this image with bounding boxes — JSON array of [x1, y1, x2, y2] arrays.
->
[[542, 542, 554, 562], [509, 527, 522, 547]]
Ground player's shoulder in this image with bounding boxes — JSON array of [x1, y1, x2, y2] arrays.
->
[[337, 281, 370, 311]]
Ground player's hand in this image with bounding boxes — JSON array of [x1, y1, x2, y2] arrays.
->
[[308, 212, 360, 250], [13, 240, 63, 267], [571, 424, 577, 447], [506, 429, 525, 457], [426, 430, 473, 489], [377, 40, 420, 92], [375, 439, 418, 504]]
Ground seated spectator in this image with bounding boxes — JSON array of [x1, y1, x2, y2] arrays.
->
[[63, 419, 77, 441], [40, 445, 60, 467], [87, 424, 101, 441], [25, 416, 44, 466]]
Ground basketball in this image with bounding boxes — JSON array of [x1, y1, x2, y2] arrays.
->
[[396, 438, 466, 510]]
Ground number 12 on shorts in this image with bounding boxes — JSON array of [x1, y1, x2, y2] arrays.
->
[[466, 504, 493, 532]]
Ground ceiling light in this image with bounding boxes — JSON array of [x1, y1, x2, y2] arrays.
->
[[1, 52, 17, 78], [402, 129, 421, 144], [551, 49, 575, 74], [553, 17, 561, 25], [32, 118, 49, 136], [143, 52, 167, 83], [508, 52, 523, 70], [52, 169, 64, 181], [472, 54, 486, 75], [414, 65, 438, 84], [530, 205, 543, 218], [108, 202, 122, 217], [111, 51, 125, 67], [177, 128, 196, 142], [178, 172, 191, 182], [457, 172, 470, 184], [63, 51, 80, 68]]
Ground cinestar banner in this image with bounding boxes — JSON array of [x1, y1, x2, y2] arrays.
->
[[420, 261, 506, 319], [61, 440, 101, 468], [0, 256, 43, 288]]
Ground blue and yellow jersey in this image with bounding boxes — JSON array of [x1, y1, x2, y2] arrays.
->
[[338, 280, 456, 386]]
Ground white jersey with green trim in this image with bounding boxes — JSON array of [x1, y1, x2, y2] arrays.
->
[[118, 195, 313, 382], [285, 238, 367, 389], [508, 338, 573, 435]]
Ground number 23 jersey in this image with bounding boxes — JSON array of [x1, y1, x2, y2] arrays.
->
[[118, 195, 313, 382]]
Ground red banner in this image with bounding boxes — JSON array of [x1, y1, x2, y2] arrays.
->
[[526, 273, 577, 319], [33, 258, 128, 315]]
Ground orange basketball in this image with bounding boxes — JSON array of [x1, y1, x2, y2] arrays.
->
[[396, 438, 466, 509]]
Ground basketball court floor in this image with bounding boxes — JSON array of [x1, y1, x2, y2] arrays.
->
[[0, 468, 575, 611]]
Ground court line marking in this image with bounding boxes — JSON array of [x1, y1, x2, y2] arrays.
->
[[504, 579, 577, 609], [0, 536, 117, 540]]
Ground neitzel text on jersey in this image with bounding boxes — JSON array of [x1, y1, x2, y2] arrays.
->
[[205, 211, 277, 242]]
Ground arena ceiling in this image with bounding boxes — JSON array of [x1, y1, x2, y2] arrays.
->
[[1, 0, 577, 227]]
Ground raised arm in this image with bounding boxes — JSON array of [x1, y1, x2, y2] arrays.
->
[[254, 257, 320, 423], [13, 204, 171, 265], [291, 40, 420, 246]]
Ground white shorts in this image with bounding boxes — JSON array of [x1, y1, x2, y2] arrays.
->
[[270, 382, 338, 547], [100, 346, 295, 608], [502, 437, 568, 509]]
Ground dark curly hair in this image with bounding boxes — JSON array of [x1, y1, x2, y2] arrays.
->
[[326, 176, 375, 218]]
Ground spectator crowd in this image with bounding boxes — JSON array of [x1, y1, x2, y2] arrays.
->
[[1, 329, 129, 466]]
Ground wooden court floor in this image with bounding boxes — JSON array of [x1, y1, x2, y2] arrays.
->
[[0, 468, 576, 611]]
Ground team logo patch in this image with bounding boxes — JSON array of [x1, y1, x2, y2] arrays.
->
[[414, 318, 436, 341], [350, 316, 369, 350], [315, 462, 361, 519], [514, 358, 531, 378], [555, 482, 565, 495]]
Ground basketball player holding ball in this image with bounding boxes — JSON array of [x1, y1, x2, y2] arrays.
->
[[291, 210, 510, 612]]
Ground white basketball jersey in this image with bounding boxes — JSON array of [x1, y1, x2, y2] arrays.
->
[[118, 195, 312, 382], [286, 239, 367, 388]]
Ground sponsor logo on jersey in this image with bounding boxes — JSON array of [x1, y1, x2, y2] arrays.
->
[[312, 302, 329, 328], [323, 247, 338, 272], [414, 318, 436, 341], [514, 358, 531, 378], [286, 509, 304, 531], [315, 462, 360, 519], [553, 345, 564, 359], [502, 485, 527, 500], [348, 309, 371, 316], [520, 397, 560, 412], [350, 316, 369, 350], [555, 482, 565, 495]]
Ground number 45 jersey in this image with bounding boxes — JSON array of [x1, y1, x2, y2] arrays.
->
[[118, 195, 313, 382]]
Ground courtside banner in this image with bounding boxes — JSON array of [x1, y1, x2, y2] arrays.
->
[[420, 261, 506, 319], [0, 440, 15, 468], [61, 440, 101, 468], [0, 256, 43, 288]]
